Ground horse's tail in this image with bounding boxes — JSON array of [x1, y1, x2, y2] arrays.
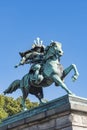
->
[[3, 80, 20, 95]]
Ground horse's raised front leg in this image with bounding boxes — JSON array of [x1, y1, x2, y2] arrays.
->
[[62, 64, 79, 81], [52, 74, 74, 95]]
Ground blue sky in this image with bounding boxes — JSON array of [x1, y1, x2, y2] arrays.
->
[[0, 0, 87, 102]]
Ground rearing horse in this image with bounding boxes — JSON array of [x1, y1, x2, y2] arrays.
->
[[4, 41, 79, 110]]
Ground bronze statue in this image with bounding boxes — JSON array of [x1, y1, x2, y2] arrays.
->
[[4, 38, 79, 110]]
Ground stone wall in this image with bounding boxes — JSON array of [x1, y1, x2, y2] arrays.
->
[[0, 95, 87, 130]]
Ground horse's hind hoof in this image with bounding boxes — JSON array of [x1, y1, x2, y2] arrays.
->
[[24, 108, 27, 111], [68, 93, 76, 96], [39, 98, 48, 105]]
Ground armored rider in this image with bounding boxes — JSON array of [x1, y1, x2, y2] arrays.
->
[[15, 37, 45, 85]]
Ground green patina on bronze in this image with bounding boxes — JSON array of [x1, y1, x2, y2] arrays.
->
[[3, 38, 79, 110]]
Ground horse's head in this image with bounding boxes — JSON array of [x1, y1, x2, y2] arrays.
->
[[44, 41, 64, 60], [50, 41, 64, 56]]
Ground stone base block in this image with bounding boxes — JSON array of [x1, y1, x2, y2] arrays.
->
[[0, 95, 87, 130]]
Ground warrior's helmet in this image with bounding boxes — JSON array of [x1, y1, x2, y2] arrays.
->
[[32, 37, 45, 53]]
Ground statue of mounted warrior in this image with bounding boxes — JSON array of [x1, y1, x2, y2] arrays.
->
[[4, 38, 79, 110]]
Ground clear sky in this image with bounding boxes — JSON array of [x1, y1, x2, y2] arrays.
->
[[0, 0, 87, 102]]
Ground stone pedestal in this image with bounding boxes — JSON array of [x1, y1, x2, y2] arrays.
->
[[0, 95, 87, 130]]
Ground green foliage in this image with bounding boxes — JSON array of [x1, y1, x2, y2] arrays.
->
[[0, 95, 38, 121], [25, 98, 38, 109], [0, 95, 8, 120], [0, 108, 8, 120], [4, 96, 22, 116]]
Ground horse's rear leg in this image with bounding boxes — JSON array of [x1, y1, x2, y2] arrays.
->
[[29, 86, 47, 104], [36, 92, 48, 104], [21, 88, 29, 111], [62, 64, 79, 81]]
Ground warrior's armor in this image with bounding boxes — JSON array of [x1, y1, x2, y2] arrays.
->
[[19, 37, 45, 65], [15, 37, 45, 85]]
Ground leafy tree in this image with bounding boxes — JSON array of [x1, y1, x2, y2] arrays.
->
[[4, 96, 21, 116], [0, 95, 38, 121], [0, 95, 8, 120]]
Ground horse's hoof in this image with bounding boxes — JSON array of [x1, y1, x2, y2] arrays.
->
[[72, 75, 77, 82], [23, 108, 27, 111], [40, 98, 48, 104], [68, 93, 76, 96]]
